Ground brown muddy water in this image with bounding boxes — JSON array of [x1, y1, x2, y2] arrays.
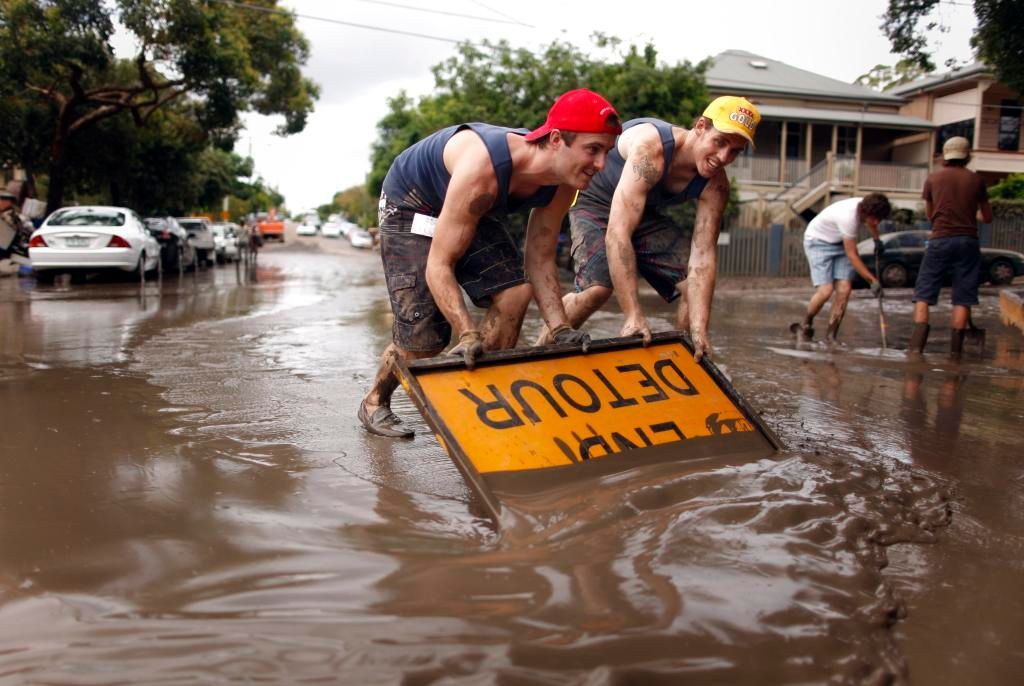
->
[[0, 239, 1021, 684]]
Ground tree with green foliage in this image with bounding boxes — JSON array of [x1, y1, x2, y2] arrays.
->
[[334, 185, 377, 228], [988, 173, 1024, 200], [367, 37, 707, 196], [881, 0, 1023, 93], [0, 0, 318, 211], [854, 59, 933, 91]]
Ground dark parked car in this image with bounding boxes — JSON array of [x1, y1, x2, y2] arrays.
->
[[853, 230, 1024, 289], [144, 216, 196, 272]]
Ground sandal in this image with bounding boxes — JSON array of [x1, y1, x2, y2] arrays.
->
[[358, 399, 414, 438]]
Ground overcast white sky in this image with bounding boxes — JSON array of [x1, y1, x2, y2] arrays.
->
[[239, 0, 978, 213]]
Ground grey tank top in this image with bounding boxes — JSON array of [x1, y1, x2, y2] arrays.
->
[[575, 118, 709, 216], [381, 123, 558, 218]]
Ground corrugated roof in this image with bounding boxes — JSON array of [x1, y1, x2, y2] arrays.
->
[[707, 50, 904, 104], [758, 105, 934, 129], [887, 63, 990, 96]]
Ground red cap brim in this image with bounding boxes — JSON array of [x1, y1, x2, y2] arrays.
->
[[523, 124, 552, 142]]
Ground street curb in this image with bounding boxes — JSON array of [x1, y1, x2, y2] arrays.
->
[[1000, 289, 1024, 334]]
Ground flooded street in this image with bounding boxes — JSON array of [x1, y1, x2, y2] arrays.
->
[[0, 237, 1021, 684]]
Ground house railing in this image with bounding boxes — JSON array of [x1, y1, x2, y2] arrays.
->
[[729, 156, 782, 184], [735, 154, 929, 194], [857, 161, 929, 192]]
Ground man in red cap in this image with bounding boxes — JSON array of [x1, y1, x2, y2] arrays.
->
[[359, 88, 621, 438], [536, 96, 760, 361]]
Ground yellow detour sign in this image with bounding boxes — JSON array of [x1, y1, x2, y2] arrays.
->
[[397, 332, 782, 522]]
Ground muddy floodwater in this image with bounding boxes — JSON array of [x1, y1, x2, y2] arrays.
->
[[0, 238, 1021, 684]]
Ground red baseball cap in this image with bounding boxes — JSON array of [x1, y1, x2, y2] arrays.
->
[[524, 89, 622, 142]]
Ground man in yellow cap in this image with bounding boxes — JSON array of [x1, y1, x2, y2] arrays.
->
[[536, 96, 759, 360]]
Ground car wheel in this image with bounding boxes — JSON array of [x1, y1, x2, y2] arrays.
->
[[132, 252, 146, 284], [881, 262, 908, 288], [988, 258, 1014, 285]]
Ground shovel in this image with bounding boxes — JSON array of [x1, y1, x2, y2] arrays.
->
[[874, 252, 888, 350]]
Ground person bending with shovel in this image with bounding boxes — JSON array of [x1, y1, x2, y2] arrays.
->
[[359, 89, 621, 438], [793, 194, 891, 345]]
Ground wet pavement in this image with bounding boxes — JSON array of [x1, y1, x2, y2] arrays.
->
[[0, 237, 1021, 684]]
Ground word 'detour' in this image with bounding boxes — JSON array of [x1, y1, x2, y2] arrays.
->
[[457, 357, 698, 430]]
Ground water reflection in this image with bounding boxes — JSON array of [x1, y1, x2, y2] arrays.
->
[[899, 372, 966, 469]]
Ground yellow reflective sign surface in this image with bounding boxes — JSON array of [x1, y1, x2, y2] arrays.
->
[[413, 340, 755, 474]]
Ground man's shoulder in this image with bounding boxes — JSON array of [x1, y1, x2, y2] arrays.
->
[[622, 120, 667, 150], [447, 129, 497, 173]]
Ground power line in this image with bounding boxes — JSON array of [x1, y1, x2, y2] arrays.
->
[[348, 0, 530, 26], [211, 0, 468, 45], [466, 0, 532, 27]]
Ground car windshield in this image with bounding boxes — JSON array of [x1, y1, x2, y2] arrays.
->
[[144, 218, 166, 230], [49, 209, 125, 226], [179, 220, 205, 232], [898, 233, 928, 248]]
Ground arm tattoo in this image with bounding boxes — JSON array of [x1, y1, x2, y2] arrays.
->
[[632, 154, 659, 186], [468, 192, 495, 217]]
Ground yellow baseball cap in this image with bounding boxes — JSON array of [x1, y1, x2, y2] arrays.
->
[[702, 96, 760, 146]]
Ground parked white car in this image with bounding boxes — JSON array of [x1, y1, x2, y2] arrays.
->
[[320, 221, 343, 238], [296, 222, 318, 236], [349, 227, 374, 249], [29, 206, 161, 282]]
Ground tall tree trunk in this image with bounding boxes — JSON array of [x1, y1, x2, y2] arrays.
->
[[45, 110, 72, 213]]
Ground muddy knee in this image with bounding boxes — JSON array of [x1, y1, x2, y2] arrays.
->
[[492, 282, 533, 314], [579, 284, 613, 309]]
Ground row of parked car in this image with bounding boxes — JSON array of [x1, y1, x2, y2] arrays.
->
[[27, 206, 253, 282], [296, 217, 374, 249]]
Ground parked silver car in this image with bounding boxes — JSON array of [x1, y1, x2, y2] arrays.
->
[[176, 217, 217, 267]]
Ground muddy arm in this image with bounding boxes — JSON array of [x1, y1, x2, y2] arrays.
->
[[687, 172, 728, 359], [425, 157, 498, 337], [524, 184, 576, 331]]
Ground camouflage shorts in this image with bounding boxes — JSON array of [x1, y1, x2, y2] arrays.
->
[[568, 206, 690, 302], [378, 196, 527, 352]]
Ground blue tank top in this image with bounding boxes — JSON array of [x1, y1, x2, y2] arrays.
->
[[575, 118, 709, 216], [381, 123, 558, 218]]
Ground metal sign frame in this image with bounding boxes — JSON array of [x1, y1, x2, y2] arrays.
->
[[396, 332, 784, 523]]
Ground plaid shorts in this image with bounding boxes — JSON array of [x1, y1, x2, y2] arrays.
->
[[568, 206, 690, 302], [378, 196, 527, 351]]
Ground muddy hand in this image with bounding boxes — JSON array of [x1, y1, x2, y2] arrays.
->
[[550, 324, 591, 353], [691, 330, 713, 362], [448, 329, 484, 370], [621, 316, 652, 346]]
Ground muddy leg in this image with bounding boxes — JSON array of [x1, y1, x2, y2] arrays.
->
[[362, 343, 439, 416], [535, 285, 612, 345], [913, 301, 930, 325], [480, 282, 532, 350], [825, 280, 852, 343], [794, 283, 834, 340], [950, 304, 969, 330]]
